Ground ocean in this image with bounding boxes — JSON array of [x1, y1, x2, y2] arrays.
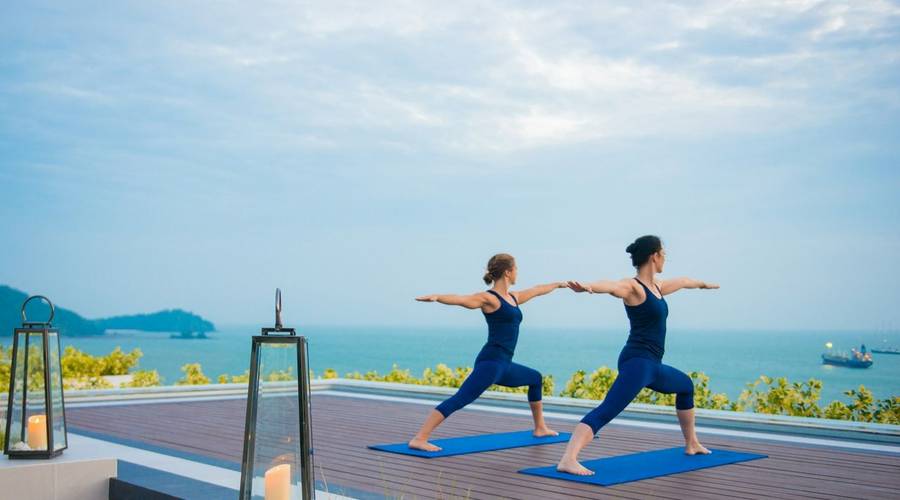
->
[[34, 326, 900, 405]]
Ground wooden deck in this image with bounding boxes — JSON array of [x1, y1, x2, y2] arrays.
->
[[65, 392, 900, 499]]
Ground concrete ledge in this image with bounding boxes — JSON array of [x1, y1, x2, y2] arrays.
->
[[0, 456, 116, 500], [316, 379, 900, 438], [4, 378, 897, 439]]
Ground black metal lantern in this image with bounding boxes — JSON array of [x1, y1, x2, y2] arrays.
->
[[239, 289, 314, 500], [4, 296, 68, 459]]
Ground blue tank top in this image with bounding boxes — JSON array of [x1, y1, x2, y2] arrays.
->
[[622, 278, 668, 361], [476, 290, 523, 361]]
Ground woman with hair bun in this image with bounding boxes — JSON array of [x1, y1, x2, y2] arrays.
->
[[556, 235, 720, 476], [409, 253, 567, 452]]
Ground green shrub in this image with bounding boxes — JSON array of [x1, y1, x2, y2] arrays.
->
[[175, 363, 210, 385], [53, 346, 140, 390], [738, 376, 824, 417], [875, 396, 900, 424], [61, 346, 142, 378], [64, 376, 113, 390], [99, 347, 143, 375], [489, 374, 555, 397], [1, 345, 53, 391], [844, 385, 875, 421], [689, 372, 736, 411], [559, 367, 731, 409], [0, 345, 10, 392], [123, 370, 162, 388], [559, 367, 617, 400], [0, 344, 136, 391], [823, 400, 852, 420], [217, 367, 296, 384], [342, 363, 556, 396], [420, 364, 470, 387], [217, 370, 251, 383], [843, 387, 899, 423], [266, 368, 295, 381], [1, 342, 897, 424]]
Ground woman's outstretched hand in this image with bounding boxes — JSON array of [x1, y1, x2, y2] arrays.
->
[[567, 281, 593, 293], [701, 283, 720, 290], [415, 295, 438, 302]]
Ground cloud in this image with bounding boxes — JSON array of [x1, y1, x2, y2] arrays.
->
[[2, 0, 898, 159]]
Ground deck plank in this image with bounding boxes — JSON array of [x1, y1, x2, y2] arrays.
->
[[64, 393, 900, 499]]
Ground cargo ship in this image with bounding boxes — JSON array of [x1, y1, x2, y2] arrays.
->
[[821, 344, 873, 368], [871, 344, 900, 355]]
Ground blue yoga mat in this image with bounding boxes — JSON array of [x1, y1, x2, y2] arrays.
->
[[519, 447, 766, 486], [369, 430, 571, 458]]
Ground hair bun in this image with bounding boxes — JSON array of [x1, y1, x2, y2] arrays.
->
[[626, 235, 662, 268], [483, 253, 515, 284]]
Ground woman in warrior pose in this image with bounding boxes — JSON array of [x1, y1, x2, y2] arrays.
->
[[557, 235, 719, 475], [409, 253, 566, 452]]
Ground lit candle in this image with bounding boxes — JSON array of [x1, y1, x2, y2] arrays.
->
[[264, 463, 291, 500], [27, 415, 47, 450]]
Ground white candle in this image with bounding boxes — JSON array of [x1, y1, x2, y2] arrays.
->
[[27, 415, 47, 450], [264, 463, 291, 500]]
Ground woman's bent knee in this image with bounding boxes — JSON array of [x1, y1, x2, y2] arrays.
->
[[528, 383, 543, 402], [676, 389, 695, 410]]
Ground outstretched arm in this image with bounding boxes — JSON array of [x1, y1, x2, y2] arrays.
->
[[512, 282, 567, 305], [567, 279, 636, 300], [415, 292, 491, 310], [658, 277, 719, 296]]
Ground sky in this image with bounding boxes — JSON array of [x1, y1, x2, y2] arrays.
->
[[1, 1, 899, 331]]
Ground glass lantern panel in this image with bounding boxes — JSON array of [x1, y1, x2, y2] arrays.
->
[[47, 331, 67, 451], [249, 341, 305, 500], [6, 331, 49, 452]]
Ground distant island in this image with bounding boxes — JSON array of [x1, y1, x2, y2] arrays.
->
[[0, 285, 216, 337], [97, 310, 215, 338]]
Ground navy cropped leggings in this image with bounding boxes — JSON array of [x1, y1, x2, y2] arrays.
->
[[581, 356, 695, 434], [436, 359, 543, 418]]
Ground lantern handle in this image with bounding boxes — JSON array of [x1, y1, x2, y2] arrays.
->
[[261, 288, 296, 335], [22, 295, 54, 325], [275, 288, 283, 329]]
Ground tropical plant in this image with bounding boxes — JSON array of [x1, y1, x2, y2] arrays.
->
[[266, 368, 295, 381], [335, 363, 898, 424], [738, 376, 824, 417], [688, 371, 735, 411], [175, 363, 210, 385], [1, 342, 897, 424], [218, 370, 251, 384], [123, 370, 162, 388], [0, 345, 10, 392], [60, 346, 142, 378], [58, 346, 142, 389]]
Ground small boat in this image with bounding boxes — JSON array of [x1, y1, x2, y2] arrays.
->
[[169, 331, 210, 339], [871, 331, 899, 354], [821, 352, 873, 368]]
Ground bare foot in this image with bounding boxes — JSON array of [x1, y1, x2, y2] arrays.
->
[[533, 426, 560, 438], [685, 442, 711, 455], [408, 438, 442, 452], [556, 458, 594, 476]]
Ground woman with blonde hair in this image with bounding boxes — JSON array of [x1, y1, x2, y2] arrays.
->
[[409, 253, 566, 452]]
